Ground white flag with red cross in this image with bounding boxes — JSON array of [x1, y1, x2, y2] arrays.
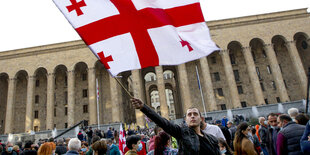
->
[[53, 0, 219, 76]]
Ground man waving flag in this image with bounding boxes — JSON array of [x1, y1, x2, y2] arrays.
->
[[53, 0, 219, 76]]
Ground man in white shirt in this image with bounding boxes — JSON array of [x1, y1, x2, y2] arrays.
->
[[201, 117, 226, 140]]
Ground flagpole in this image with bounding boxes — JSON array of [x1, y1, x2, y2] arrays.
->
[[96, 79, 100, 129], [114, 77, 133, 98], [195, 65, 207, 117]]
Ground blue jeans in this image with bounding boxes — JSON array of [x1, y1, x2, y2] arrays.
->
[[261, 145, 269, 155]]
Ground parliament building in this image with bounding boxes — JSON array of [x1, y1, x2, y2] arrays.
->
[[0, 8, 309, 134]]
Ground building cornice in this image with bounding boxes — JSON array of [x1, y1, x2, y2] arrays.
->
[[207, 8, 309, 30], [0, 40, 87, 60]]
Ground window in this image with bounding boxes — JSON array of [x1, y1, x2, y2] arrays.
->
[[279, 64, 283, 73], [241, 102, 247, 108], [36, 80, 40, 87], [83, 105, 88, 113], [237, 85, 243, 94], [251, 50, 256, 62], [272, 81, 276, 90], [84, 120, 89, 126], [276, 97, 281, 103], [211, 56, 216, 64], [65, 123, 68, 129], [82, 73, 87, 81], [264, 99, 269, 104], [302, 40, 308, 50], [34, 111, 39, 119], [267, 65, 272, 74], [217, 88, 224, 96], [220, 104, 227, 110], [65, 107, 68, 116], [233, 70, 240, 82], [54, 108, 56, 117], [65, 91, 68, 104], [260, 83, 265, 91], [35, 95, 39, 104], [54, 124, 56, 128], [213, 72, 220, 81], [230, 54, 236, 64], [256, 67, 261, 80], [83, 89, 88, 98], [65, 76, 68, 86], [262, 50, 267, 58]]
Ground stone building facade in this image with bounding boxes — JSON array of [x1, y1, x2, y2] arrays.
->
[[0, 8, 309, 134]]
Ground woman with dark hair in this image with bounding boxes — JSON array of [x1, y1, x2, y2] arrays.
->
[[233, 122, 257, 155], [147, 132, 177, 155], [218, 138, 233, 155], [295, 114, 309, 125]]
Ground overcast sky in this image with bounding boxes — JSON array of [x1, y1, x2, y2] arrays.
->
[[0, 0, 309, 52]]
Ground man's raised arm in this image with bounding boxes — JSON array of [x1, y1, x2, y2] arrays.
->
[[131, 98, 182, 139]]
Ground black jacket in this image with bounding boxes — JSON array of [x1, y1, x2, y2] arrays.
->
[[140, 105, 220, 155], [266, 126, 280, 155]]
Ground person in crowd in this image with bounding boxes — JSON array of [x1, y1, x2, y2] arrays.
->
[[276, 114, 305, 155], [287, 108, 299, 121], [131, 98, 221, 154], [107, 138, 120, 155], [92, 140, 107, 155], [148, 125, 162, 152], [147, 132, 178, 155], [233, 122, 257, 155], [86, 135, 100, 155], [2, 142, 17, 155], [258, 117, 269, 155], [226, 121, 236, 150], [201, 117, 226, 141], [107, 127, 114, 139], [215, 120, 232, 147], [295, 113, 309, 125], [222, 116, 229, 127], [65, 138, 81, 155], [125, 135, 142, 155], [12, 146, 19, 154], [55, 138, 67, 155], [37, 142, 55, 155], [0, 145, 3, 154], [20, 141, 36, 155], [79, 142, 89, 155], [300, 120, 310, 154], [218, 138, 233, 155], [86, 127, 93, 146], [251, 128, 261, 155], [77, 131, 84, 141], [266, 113, 280, 155]]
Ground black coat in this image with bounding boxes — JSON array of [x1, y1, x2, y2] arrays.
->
[[141, 105, 220, 155]]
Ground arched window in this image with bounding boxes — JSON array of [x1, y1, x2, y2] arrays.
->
[[163, 70, 174, 79], [144, 72, 157, 82]]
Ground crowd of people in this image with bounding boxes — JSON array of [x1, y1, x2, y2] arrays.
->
[[1, 100, 310, 155]]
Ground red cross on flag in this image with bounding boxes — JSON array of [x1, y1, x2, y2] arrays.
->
[[53, 0, 219, 76]]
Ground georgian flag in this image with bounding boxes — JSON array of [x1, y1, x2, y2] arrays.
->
[[119, 123, 126, 154], [53, 0, 219, 76]]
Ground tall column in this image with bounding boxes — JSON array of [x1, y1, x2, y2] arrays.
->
[[110, 76, 122, 123], [199, 58, 217, 111], [46, 73, 55, 130], [155, 66, 169, 119], [132, 70, 145, 127], [263, 44, 290, 102], [4, 78, 16, 134], [285, 41, 307, 97], [177, 63, 192, 114], [88, 68, 97, 125], [25, 76, 35, 132], [67, 70, 75, 127], [220, 50, 241, 108], [242, 47, 265, 105]]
